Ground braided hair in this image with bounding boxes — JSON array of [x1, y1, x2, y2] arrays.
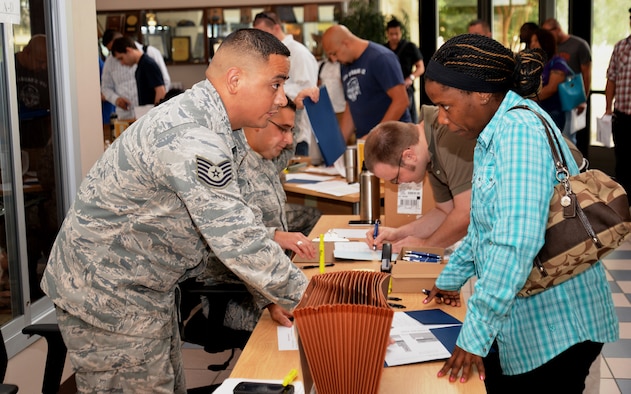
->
[[425, 33, 544, 98]]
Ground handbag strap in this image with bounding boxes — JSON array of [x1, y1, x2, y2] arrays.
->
[[509, 105, 569, 176], [509, 105, 603, 248]]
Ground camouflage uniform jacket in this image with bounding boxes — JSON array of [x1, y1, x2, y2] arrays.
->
[[41, 79, 308, 339], [202, 130, 291, 305]]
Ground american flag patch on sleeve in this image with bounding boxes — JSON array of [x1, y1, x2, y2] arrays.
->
[[196, 156, 232, 188]]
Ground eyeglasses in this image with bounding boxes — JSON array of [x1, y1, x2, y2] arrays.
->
[[254, 12, 279, 25], [391, 149, 406, 185], [268, 119, 292, 134]]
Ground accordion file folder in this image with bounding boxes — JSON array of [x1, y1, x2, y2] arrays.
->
[[293, 271, 393, 394], [303, 86, 347, 167]]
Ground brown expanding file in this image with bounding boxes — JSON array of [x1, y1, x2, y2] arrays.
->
[[293, 271, 393, 394]]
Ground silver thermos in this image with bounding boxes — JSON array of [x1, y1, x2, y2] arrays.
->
[[359, 161, 380, 222]]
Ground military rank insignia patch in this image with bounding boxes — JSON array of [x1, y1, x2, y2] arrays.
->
[[196, 156, 232, 188]]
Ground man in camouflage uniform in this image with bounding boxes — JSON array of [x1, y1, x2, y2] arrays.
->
[[200, 93, 320, 333], [40, 29, 308, 393]]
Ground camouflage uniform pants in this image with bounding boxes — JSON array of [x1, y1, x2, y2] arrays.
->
[[56, 307, 185, 393]]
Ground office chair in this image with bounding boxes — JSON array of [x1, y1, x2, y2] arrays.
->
[[21, 323, 67, 394], [0, 323, 67, 394], [179, 278, 251, 371], [0, 329, 18, 394]]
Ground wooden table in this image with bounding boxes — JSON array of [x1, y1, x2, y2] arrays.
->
[[230, 215, 486, 393], [283, 177, 361, 215], [283, 174, 384, 216]]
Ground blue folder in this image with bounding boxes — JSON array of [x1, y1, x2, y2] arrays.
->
[[303, 86, 347, 166], [384, 309, 462, 367]]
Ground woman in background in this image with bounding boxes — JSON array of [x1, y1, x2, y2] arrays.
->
[[530, 28, 573, 139]]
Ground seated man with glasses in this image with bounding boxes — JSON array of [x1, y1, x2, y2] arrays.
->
[[362, 105, 476, 253], [196, 91, 321, 338]]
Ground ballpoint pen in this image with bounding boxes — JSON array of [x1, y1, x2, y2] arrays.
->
[[422, 288, 445, 298], [372, 219, 380, 251], [282, 368, 298, 386], [401, 256, 441, 263], [404, 251, 441, 259]]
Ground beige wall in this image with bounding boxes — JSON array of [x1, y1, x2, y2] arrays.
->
[[75, 0, 106, 178], [169, 64, 208, 90]]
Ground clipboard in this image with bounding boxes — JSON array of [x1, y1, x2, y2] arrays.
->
[[303, 86, 347, 166]]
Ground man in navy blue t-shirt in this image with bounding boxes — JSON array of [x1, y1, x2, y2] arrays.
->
[[322, 25, 411, 141], [111, 36, 166, 107]]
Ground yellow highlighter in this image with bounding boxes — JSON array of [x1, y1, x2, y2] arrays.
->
[[319, 234, 325, 274], [282, 368, 298, 386]]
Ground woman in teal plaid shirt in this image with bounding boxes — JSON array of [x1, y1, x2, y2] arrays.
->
[[423, 34, 618, 393]]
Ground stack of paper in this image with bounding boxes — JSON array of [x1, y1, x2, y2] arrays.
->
[[293, 271, 393, 394]]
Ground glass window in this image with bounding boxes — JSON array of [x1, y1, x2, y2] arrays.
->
[[492, 0, 539, 50], [0, 0, 63, 329]]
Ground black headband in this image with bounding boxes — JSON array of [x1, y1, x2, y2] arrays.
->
[[425, 59, 510, 93]]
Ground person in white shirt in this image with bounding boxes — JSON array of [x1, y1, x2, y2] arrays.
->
[[317, 57, 346, 126], [101, 29, 171, 120], [253, 12, 321, 164]]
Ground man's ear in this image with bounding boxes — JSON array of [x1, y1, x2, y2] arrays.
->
[[225, 67, 241, 94]]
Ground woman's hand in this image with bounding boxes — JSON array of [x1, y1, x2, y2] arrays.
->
[[437, 345, 485, 383], [423, 285, 462, 307]]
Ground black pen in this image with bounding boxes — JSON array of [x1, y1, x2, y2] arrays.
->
[[302, 263, 334, 269], [422, 288, 445, 298]]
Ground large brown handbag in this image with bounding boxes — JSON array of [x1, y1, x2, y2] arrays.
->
[[510, 106, 631, 297]]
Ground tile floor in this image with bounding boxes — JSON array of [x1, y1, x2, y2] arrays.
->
[[182, 238, 631, 393], [601, 239, 631, 394], [183, 344, 242, 391]]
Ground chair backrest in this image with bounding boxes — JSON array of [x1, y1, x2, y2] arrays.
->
[[0, 329, 19, 393], [0, 329, 8, 383]]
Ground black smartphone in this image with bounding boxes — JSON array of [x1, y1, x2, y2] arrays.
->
[[233, 382, 295, 394], [348, 219, 376, 226]]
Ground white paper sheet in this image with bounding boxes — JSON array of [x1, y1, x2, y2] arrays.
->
[[277, 325, 299, 351], [297, 180, 359, 197], [333, 241, 398, 261]]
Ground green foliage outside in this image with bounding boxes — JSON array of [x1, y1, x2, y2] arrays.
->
[[337, 0, 414, 44], [338, 0, 386, 43]]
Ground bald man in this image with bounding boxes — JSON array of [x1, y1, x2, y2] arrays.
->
[[467, 19, 492, 37], [41, 29, 308, 393], [322, 25, 410, 142]]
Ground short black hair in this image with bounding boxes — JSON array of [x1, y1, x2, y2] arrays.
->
[[386, 18, 402, 29], [532, 28, 556, 61], [102, 29, 119, 47], [520, 22, 539, 45], [217, 29, 290, 61], [110, 36, 136, 56]]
